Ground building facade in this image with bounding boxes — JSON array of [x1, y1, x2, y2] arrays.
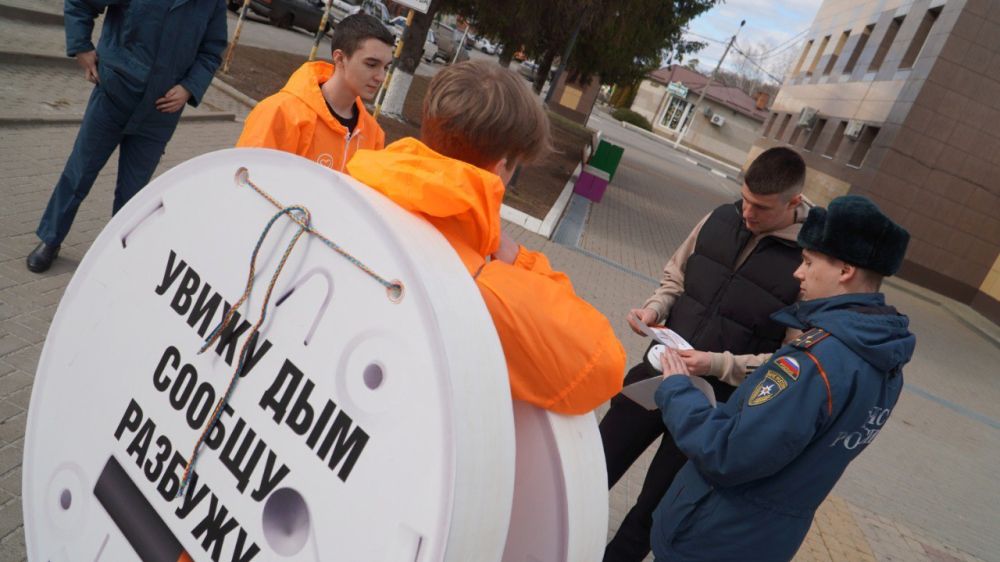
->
[[746, 0, 1000, 323], [632, 65, 769, 166]]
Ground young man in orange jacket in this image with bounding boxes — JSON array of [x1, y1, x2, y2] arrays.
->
[[347, 60, 626, 414], [236, 14, 393, 171]]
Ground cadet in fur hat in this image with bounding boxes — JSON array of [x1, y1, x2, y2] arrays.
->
[[648, 195, 916, 561]]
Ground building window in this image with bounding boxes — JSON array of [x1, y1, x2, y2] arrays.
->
[[762, 112, 779, 137], [660, 95, 694, 132], [789, 125, 804, 146], [900, 8, 941, 69], [793, 40, 814, 76], [825, 121, 847, 157], [824, 31, 850, 75], [775, 113, 793, 140], [869, 16, 903, 72], [808, 35, 831, 76], [843, 24, 874, 74], [804, 118, 828, 151], [848, 125, 880, 167]]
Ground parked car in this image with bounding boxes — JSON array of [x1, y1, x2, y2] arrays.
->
[[474, 36, 497, 55], [235, 0, 331, 33], [518, 59, 556, 81], [388, 16, 438, 62], [360, 0, 390, 23], [330, 0, 362, 17], [430, 20, 469, 64]]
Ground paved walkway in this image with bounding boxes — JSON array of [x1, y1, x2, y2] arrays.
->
[[1, 3, 999, 561]]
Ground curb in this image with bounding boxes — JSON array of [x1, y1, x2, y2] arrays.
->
[[211, 77, 260, 109], [0, 3, 63, 25], [0, 111, 237, 126], [500, 161, 582, 239], [0, 50, 75, 67]]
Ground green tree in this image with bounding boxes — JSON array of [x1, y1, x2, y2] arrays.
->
[[450, 0, 718, 93], [569, 0, 717, 86]]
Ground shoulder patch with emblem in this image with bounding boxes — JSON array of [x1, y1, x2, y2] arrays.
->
[[748, 370, 789, 406], [774, 356, 800, 381], [791, 328, 830, 350]]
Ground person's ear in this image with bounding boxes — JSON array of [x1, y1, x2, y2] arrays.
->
[[490, 158, 508, 176], [332, 49, 346, 67], [840, 262, 858, 285], [787, 193, 802, 210]]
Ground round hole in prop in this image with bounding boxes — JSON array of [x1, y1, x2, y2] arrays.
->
[[262, 487, 311, 556], [363, 363, 384, 390], [386, 280, 404, 303], [59, 490, 71, 511]]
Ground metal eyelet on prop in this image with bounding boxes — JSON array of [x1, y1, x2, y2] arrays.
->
[[387, 280, 404, 303], [234, 166, 249, 186]]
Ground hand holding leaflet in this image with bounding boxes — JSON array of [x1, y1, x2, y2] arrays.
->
[[620, 345, 716, 410], [628, 312, 693, 350]]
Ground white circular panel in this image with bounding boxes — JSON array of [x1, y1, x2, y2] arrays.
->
[[23, 148, 516, 562]]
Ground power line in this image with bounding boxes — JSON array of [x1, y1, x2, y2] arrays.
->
[[732, 44, 785, 84], [683, 30, 727, 44], [755, 28, 809, 58]]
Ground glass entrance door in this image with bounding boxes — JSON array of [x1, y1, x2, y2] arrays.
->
[[660, 95, 693, 132]]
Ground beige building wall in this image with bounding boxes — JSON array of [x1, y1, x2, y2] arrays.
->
[[981, 254, 1000, 302], [630, 80, 663, 122], [680, 108, 764, 166], [632, 79, 764, 166]]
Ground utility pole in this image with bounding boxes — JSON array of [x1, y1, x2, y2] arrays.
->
[[672, 20, 745, 150]]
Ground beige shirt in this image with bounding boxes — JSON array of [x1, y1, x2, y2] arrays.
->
[[641, 203, 809, 386]]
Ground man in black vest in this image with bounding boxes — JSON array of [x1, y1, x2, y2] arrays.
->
[[601, 147, 808, 561]]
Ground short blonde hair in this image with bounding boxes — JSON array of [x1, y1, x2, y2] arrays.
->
[[422, 60, 551, 170]]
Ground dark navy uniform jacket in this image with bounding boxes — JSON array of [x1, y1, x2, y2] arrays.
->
[[64, 0, 227, 134], [650, 293, 915, 561]]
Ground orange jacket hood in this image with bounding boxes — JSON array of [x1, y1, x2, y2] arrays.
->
[[236, 61, 384, 171], [280, 61, 351, 132], [347, 138, 503, 271]]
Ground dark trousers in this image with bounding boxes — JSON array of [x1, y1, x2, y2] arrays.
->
[[601, 357, 736, 562], [36, 87, 174, 246]]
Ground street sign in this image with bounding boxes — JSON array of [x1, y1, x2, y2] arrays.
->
[[667, 81, 688, 98], [393, 0, 430, 13]]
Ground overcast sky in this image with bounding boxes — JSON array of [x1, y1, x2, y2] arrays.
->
[[680, 0, 824, 81]]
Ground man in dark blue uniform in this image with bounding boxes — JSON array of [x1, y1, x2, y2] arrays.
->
[[26, 0, 228, 273], [651, 195, 915, 561]]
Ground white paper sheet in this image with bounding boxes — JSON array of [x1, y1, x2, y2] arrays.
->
[[630, 313, 693, 350]]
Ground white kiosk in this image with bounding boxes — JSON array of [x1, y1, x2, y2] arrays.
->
[[23, 149, 608, 561]]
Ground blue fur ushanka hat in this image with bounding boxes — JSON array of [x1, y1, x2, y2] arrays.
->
[[798, 195, 910, 276]]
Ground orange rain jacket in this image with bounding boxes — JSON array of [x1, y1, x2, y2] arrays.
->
[[348, 138, 626, 414], [236, 61, 384, 172]]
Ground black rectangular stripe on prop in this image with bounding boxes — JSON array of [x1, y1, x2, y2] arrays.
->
[[93, 456, 192, 562]]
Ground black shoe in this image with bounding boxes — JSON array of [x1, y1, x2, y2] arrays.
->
[[26, 242, 60, 273]]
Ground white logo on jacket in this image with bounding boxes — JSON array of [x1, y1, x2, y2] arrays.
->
[[830, 406, 892, 450], [317, 154, 335, 168]]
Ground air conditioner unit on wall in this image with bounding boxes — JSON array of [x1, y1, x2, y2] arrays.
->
[[844, 119, 865, 140], [797, 106, 818, 128], [710, 114, 726, 127]]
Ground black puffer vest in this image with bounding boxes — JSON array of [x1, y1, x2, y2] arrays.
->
[[658, 202, 802, 398]]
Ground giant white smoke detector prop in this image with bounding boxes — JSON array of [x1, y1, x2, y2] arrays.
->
[[23, 148, 607, 562]]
